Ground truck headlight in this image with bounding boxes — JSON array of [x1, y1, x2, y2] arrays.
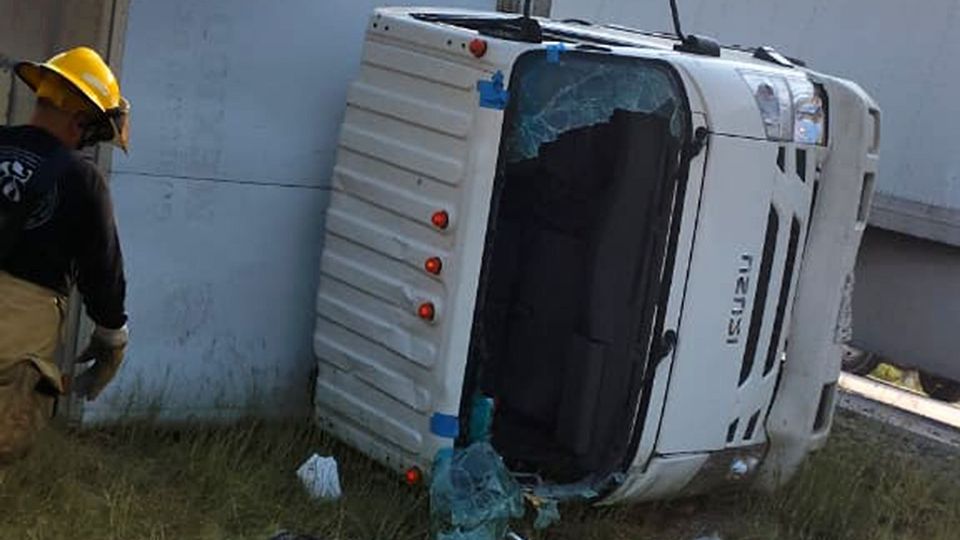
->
[[740, 70, 825, 145]]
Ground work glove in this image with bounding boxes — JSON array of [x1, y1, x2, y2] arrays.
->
[[73, 325, 128, 401]]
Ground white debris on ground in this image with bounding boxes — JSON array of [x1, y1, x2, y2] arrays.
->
[[296, 454, 342, 501], [693, 534, 723, 540]]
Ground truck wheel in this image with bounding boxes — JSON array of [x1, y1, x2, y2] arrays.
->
[[919, 372, 960, 403], [841, 346, 880, 376]]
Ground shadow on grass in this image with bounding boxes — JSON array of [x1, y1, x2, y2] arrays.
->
[[0, 415, 957, 540]]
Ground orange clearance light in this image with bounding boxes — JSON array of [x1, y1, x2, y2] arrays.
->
[[418, 302, 436, 321], [469, 38, 488, 58], [425, 257, 443, 275], [431, 210, 450, 230], [404, 466, 423, 486]]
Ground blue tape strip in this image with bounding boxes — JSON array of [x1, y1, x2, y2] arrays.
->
[[477, 71, 509, 110], [546, 43, 567, 63], [430, 412, 460, 439]]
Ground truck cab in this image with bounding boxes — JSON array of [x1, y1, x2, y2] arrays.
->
[[312, 8, 880, 502]]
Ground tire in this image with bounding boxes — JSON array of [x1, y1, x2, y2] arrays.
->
[[841, 346, 880, 376], [919, 371, 960, 403]]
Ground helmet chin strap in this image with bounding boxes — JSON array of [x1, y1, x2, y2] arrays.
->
[[78, 114, 114, 150], [77, 131, 99, 151], [77, 103, 129, 151]]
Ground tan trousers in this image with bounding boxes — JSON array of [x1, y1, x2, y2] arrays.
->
[[0, 272, 65, 463]]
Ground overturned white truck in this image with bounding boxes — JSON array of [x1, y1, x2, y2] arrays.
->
[[312, 8, 879, 502]]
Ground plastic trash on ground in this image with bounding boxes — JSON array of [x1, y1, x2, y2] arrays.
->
[[296, 454, 342, 501], [430, 442, 525, 540], [467, 394, 495, 443], [527, 496, 560, 530]]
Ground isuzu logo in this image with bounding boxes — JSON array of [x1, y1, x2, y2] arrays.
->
[[727, 254, 754, 345]]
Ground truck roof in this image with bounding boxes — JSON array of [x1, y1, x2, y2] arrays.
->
[[381, 7, 805, 71]]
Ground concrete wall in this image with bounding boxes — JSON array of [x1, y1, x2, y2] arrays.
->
[[852, 228, 960, 379], [87, 0, 496, 422]]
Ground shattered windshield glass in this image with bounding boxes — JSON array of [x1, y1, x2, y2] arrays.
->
[[503, 51, 687, 162]]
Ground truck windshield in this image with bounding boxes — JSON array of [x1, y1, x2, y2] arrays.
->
[[504, 52, 686, 162], [464, 51, 690, 486]]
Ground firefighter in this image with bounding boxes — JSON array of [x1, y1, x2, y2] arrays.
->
[[0, 47, 130, 463]]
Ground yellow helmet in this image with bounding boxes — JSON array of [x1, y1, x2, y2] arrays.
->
[[15, 47, 130, 152]]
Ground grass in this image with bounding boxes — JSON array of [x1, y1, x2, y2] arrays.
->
[[0, 414, 957, 540]]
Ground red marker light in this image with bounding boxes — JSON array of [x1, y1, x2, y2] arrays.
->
[[418, 302, 436, 322], [404, 466, 423, 486], [431, 210, 450, 230], [469, 38, 488, 58], [424, 257, 443, 275]]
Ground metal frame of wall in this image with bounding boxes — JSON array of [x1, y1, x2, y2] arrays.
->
[[870, 193, 960, 247], [1, 0, 130, 424]]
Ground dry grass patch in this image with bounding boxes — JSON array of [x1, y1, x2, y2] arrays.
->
[[0, 414, 956, 539]]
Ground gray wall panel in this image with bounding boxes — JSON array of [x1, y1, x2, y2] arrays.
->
[[114, 0, 496, 188], [86, 174, 327, 420]]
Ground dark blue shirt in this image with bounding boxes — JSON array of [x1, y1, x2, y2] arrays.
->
[[0, 125, 126, 329]]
